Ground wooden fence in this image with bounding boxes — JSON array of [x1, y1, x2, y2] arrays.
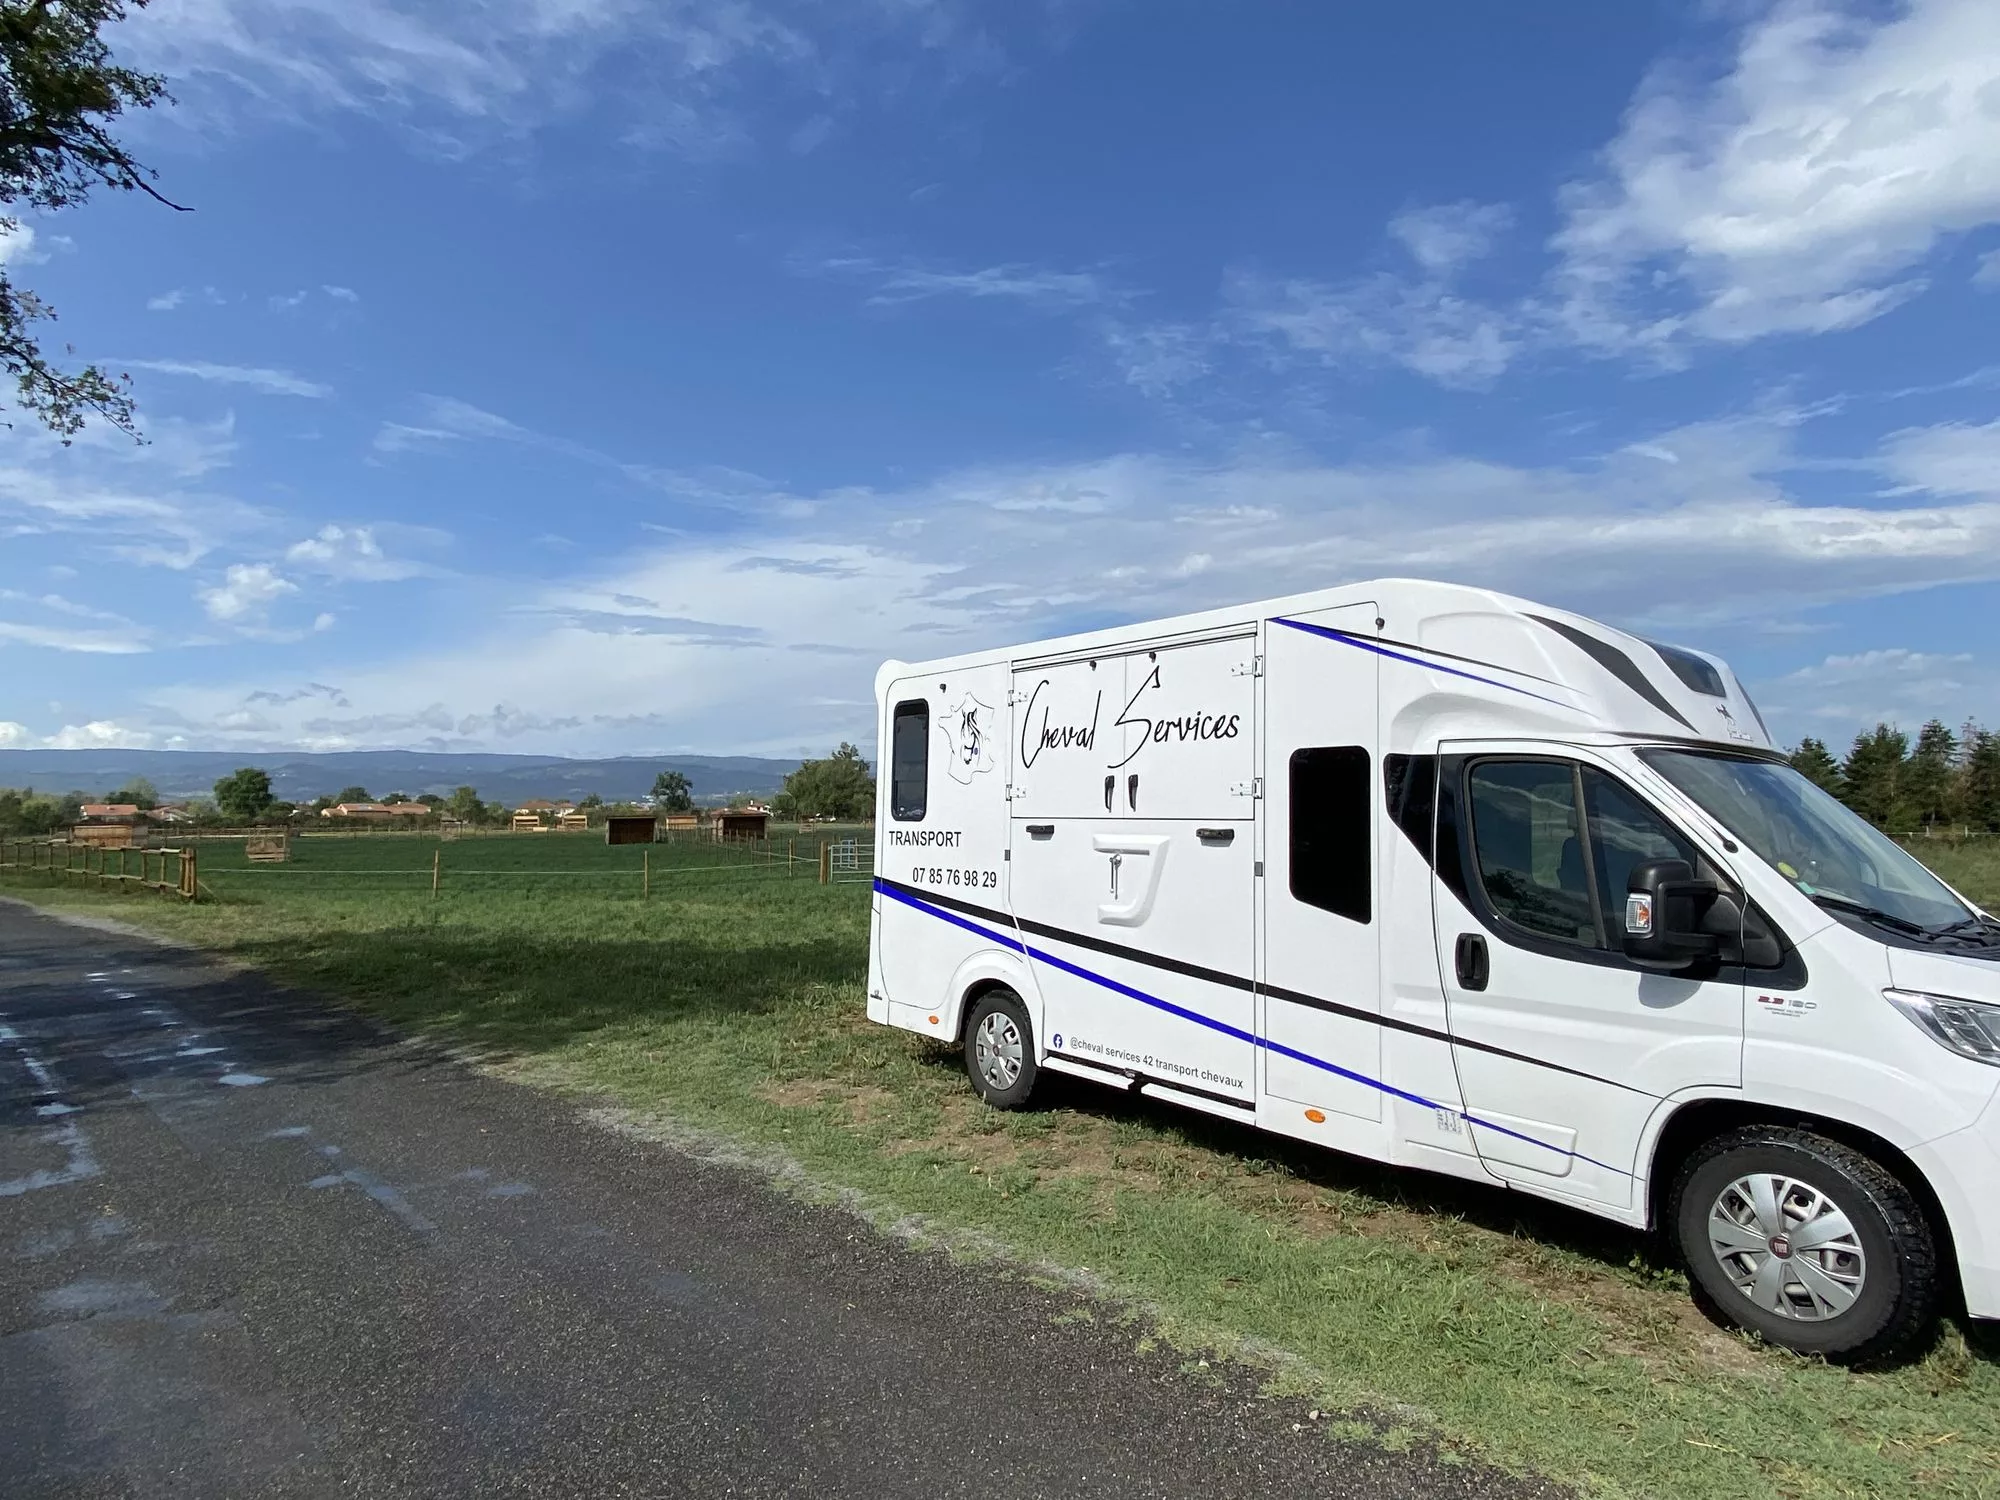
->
[[0, 838, 199, 902]]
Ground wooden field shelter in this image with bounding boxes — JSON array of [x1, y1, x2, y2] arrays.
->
[[713, 809, 770, 842], [604, 815, 656, 845], [510, 810, 543, 833]]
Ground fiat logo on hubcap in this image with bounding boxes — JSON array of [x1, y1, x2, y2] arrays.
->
[[1768, 1234, 1793, 1259]]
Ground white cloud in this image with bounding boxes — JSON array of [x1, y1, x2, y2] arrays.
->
[[1096, 320, 1212, 398], [285, 523, 435, 581], [1388, 201, 1514, 274], [124, 360, 332, 398], [115, 0, 1003, 157], [812, 255, 1123, 311], [322, 283, 360, 302], [0, 221, 40, 266], [41, 721, 154, 750], [197, 562, 297, 623], [1878, 418, 2000, 496], [128, 414, 2000, 754], [145, 285, 225, 312], [1976, 248, 2000, 289], [1552, 0, 2000, 350], [0, 722, 28, 747], [1227, 266, 1521, 388], [0, 619, 151, 654], [1762, 648, 1998, 735]]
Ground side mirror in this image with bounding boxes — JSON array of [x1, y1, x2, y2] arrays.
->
[[1623, 859, 1724, 970]]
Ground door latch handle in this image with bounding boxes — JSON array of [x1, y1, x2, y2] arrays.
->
[[1024, 824, 1054, 838], [1127, 773, 1139, 812], [1103, 774, 1114, 813], [1454, 933, 1490, 992], [1108, 851, 1123, 898]]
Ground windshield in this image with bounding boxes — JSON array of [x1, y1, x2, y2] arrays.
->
[[1637, 750, 1974, 932]]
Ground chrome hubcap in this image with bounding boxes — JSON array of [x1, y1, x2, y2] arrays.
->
[[974, 1012, 1023, 1091], [1707, 1173, 1866, 1322]]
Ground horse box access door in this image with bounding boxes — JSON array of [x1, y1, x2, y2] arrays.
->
[[1008, 629, 1261, 1111]]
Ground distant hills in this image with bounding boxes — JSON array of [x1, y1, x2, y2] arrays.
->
[[0, 750, 803, 806]]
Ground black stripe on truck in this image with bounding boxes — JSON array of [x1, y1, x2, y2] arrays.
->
[[876, 875, 1655, 1098]]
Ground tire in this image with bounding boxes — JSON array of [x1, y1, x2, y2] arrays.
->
[[1670, 1125, 1938, 1363], [962, 988, 1038, 1110]]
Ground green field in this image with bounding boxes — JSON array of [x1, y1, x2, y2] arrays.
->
[[6, 832, 1999, 1499]]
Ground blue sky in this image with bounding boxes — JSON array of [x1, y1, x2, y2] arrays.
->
[[2, 0, 1998, 759]]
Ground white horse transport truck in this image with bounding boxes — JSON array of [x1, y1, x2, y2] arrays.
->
[[866, 578, 2000, 1360]]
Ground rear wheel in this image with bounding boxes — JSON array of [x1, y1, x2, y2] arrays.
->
[[963, 988, 1037, 1110], [1670, 1126, 1938, 1363]]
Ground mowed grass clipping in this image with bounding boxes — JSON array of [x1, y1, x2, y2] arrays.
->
[[8, 831, 2000, 1500]]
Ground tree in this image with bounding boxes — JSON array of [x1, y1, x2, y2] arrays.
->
[[579, 792, 604, 810], [1899, 719, 1957, 830], [212, 767, 274, 824], [1959, 726, 2000, 833], [772, 743, 874, 821], [1840, 724, 1907, 829], [651, 769, 694, 812], [443, 785, 485, 824], [335, 785, 370, 804], [0, 1, 184, 440], [382, 791, 410, 804], [105, 775, 157, 809], [1787, 738, 1842, 798]]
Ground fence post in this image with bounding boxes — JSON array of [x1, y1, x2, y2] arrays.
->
[[432, 848, 442, 900], [643, 848, 650, 901], [788, 837, 795, 877], [819, 839, 831, 885]]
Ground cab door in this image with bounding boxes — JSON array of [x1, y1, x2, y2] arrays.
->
[[1432, 747, 1744, 1210]]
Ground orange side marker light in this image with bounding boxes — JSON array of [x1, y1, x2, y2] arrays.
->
[[1304, 1109, 1326, 1124]]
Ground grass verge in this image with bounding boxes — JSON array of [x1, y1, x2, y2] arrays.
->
[[4, 834, 1998, 1499]]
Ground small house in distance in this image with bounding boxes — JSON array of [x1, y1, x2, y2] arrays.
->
[[604, 814, 656, 846], [713, 809, 769, 842]]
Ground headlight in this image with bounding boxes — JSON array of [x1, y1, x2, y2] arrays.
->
[[1885, 989, 2000, 1067]]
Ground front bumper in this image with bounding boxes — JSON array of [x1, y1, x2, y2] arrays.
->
[[1910, 1114, 2000, 1321]]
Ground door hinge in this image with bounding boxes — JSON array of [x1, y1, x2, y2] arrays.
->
[[1229, 778, 1264, 800], [1005, 782, 1025, 801], [1231, 655, 1264, 678]]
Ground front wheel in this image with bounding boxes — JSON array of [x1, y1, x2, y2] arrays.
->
[[1670, 1126, 1939, 1363], [962, 988, 1038, 1110]]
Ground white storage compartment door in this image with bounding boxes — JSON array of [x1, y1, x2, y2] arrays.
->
[[1110, 636, 1258, 820], [1011, 654, 1124, 821]]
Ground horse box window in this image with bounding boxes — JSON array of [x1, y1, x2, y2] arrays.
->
[[1290, 745, 1371, 923], [891, 699, 930, 822]]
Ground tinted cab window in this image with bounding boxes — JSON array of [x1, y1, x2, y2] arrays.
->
[[1466, 759, 1709, 956]]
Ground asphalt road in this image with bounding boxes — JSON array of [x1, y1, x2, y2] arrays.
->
[[0, 897, 1560, 1500]]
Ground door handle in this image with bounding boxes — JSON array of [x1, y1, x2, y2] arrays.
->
[[1195, 827, 1234, 845], [1127, 773, 1139, 812], [1108, 851, 1123, 898], [1103, 774, 1114, 813], [1454, 933, 1490, 992], [1025, 824, 1054, 838]]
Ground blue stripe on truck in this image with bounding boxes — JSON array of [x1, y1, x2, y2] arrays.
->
[[876, 878, 1629, 1177]]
